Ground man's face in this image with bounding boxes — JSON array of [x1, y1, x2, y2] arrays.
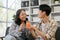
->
[[38, 10, 45, 18]]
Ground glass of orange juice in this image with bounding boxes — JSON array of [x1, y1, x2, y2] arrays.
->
[[26, 21, 31, 29]]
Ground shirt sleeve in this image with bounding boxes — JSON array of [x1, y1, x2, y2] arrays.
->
[[46, 21, 58, 40], [9, 22, 22, 37]]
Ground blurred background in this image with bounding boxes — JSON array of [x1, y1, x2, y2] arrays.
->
[[0, 0, 60, 40]]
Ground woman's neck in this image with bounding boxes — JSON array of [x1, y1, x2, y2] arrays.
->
[[21, 21, 24, 23]]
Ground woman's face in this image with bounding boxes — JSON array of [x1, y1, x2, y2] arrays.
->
[[19, 10, 26, 21]]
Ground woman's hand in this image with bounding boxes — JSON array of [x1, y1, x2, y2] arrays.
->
[[19, 22, 24, 31]]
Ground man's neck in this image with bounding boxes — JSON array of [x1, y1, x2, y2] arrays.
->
[[42, 16, 49, 24]]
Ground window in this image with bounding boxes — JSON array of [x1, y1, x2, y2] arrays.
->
[[8, 0, 21, 10], [0, 8, 7, 21], [0, 23, 6, 37], [0, 0, 6, 7], [8, 10, 16, 22], [0, 0, 21, 37]]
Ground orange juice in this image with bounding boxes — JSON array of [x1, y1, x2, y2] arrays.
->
[[26, 21, 31, 28]]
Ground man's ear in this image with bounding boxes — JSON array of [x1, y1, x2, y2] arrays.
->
[[43, 11, 46, 16]]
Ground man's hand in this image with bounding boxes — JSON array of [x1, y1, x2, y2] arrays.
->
[[30, 26, 48, 40], [30, 26, 37, 30]]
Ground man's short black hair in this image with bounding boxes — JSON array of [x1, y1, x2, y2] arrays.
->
[[39, 4, 51, 16]]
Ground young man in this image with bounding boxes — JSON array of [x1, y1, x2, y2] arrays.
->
[[31, 4, 58, 40]]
